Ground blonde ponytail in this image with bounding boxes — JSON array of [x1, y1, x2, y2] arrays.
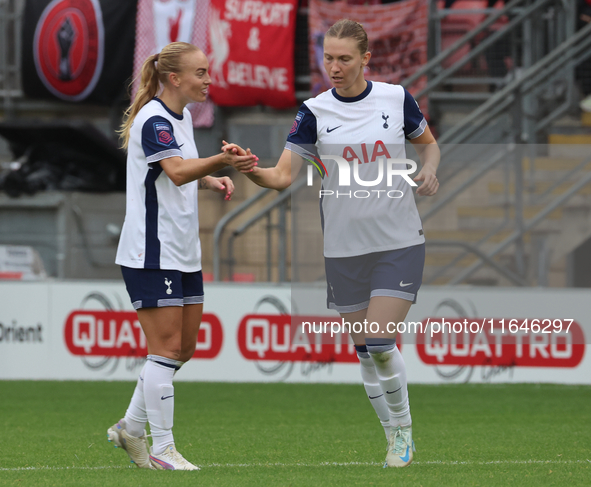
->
[[118, 42, 200, 150], [118, 54, 160, 149]]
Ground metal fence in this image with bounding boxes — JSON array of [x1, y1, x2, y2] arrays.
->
[[0, 0, 23, 118]]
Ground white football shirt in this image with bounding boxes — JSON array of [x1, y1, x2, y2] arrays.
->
[[116, 98, 202, 272], [286, 81, 427, 258]]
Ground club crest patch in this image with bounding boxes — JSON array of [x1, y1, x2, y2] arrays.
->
[[289, 111, 305, 136], [154, 122, 174, 146]]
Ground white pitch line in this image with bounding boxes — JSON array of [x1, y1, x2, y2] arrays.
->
[[208, 460, 591, 467], [1, 459, 589, 472], [0, 466, 129, 472]]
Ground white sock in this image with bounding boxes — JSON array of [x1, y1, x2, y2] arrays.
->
[[144, 355, 183, 455], [367, 345, 411, 428], [123, 361, 148, 437], [357, 350, 391, 440]]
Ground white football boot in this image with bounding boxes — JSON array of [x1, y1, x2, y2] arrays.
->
[[384, 424, 416, 468], [150, 444, 200, 470], [107, 419, 155, 469]]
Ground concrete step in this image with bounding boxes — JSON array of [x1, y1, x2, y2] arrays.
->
[[425, 252, 480, 267], [425, 251, 514, 272], [548, 134, 591, 144], [422, 270, 506, 287], [457, 205, 563, 220], [425, 228, 532, 244], [426, 275, 460, 286], [521, 157, 591, 171], [550, 114, 591, 133], [488, 181, 591, 196]]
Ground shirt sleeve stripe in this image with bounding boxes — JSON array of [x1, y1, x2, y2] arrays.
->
[[407, 118, 427, 140], [284, 141, 316, 159], [146, 149, 183, 164]]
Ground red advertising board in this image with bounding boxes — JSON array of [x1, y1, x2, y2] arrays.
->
[[237, 314, 391, 363], [64, 310, 223, 359], [416, 318, 585, 368]]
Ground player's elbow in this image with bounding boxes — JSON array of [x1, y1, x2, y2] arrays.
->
[[276, 178, 292, 191], [160, 158, 189, 186], [168, 171, 187, 186], [275, 171, 292, 190], [171, 176, 185, 186]]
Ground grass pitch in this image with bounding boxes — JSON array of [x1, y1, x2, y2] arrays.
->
[[0, 381, 589, 486]]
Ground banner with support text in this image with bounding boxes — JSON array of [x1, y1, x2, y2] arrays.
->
[[207, 0, 298, 108], [308, 0, 428, 106]]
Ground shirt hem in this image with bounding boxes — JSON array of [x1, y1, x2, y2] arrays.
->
[[115, 259, 202, 273], [323, 237, 425, 258]]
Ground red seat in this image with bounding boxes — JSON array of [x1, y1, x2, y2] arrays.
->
[[203, 272, 256, 282], [231, 273, 256, 282], [202, 272, 214, 282], [438, 0, 510, 74]]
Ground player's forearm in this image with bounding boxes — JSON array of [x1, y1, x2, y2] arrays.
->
[[198, 177, 213, 189], [246, 166, 291, 191], [169, 155, 227, 186], [418, 143, 440, 175]]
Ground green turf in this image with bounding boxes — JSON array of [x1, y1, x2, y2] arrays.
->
[[0, 381, 589, 486]]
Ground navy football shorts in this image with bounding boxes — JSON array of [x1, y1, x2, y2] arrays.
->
[[121, 267, 204, 310], [325, 243, 425, 313]]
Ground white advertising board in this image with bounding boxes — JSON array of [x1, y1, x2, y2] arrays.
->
[[0, 281, 588, 384]]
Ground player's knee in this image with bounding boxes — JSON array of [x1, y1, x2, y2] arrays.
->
[[158, 334, 182, 360], [368, 350, 390, 365], [366, 341, 396, 365], [179, 344, 196, 362], [160, 346, 182, 361]]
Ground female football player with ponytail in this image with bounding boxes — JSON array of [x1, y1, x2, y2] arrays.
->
[[108, 42, 257, 471]]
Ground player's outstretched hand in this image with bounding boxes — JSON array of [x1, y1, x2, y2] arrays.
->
[[414, 167, 439, 196], [221, 140, 258, 173], [204, 175, 235, 201]]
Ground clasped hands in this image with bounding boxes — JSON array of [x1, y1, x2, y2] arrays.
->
[[221, 140, 258, 174]]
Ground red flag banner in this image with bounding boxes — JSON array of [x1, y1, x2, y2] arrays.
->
[[308, 0, 428, 100], [134, 0, 214, 128], [208, 0, 298, 108]]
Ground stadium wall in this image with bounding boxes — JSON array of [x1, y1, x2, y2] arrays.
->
[[0, 281, 588, 384]]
